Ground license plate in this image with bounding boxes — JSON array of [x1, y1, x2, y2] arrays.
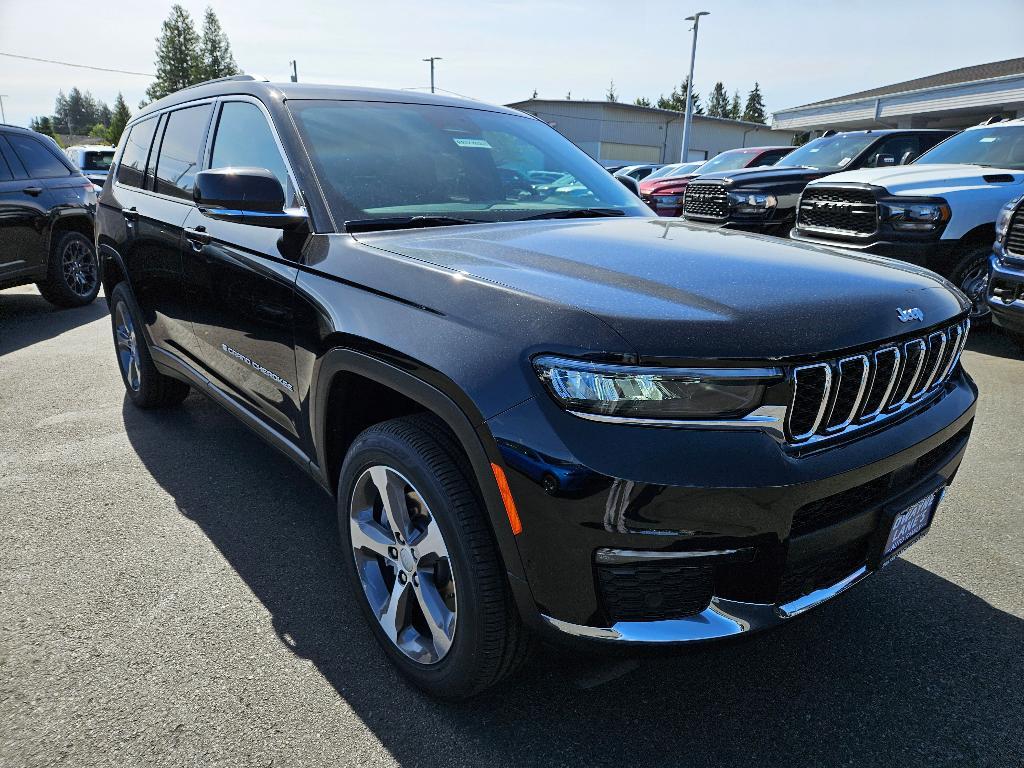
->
[[881, 491, 941, 564]]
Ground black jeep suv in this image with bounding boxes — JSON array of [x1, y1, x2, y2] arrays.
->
[[682, 129, 953, 236], [0, 124, 99, 306], [97, 77, 978, 699]]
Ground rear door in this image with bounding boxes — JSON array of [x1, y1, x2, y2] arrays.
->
[[181, 97, 302, 439]]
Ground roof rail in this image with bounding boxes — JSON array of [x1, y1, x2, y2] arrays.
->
[[179, 73, 260, 92]]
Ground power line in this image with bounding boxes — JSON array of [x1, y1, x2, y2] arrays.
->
[[0, 52, 153, 77]]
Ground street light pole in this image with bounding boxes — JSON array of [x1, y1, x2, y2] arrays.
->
[[422, 57, 442, 94], [0, 95, 7, 124], [679, 11, 709, 163]]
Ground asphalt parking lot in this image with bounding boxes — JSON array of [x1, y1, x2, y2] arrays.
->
[[1, 283, 1022, 768]]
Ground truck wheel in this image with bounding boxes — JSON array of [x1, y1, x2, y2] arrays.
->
[[952, 245, 992, 323], [36, 231, 101, 308], [109, 282, 191, 408], [337, 414, 533, 699]]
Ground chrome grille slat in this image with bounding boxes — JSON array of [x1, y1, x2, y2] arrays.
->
[[1007, 207, 1024, 258], [785, 319, 968, 445]]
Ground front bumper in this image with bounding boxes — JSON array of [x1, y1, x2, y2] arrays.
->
[[488, 367, 977, 645], [988, 254, 1024, 334], [790, 232, 961, 277]]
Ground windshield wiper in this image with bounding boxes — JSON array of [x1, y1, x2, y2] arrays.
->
[[518, 207, 627, 221], [344, 215, 484, 233]]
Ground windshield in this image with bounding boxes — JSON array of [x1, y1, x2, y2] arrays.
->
[[648, 162, 703, 180], [915, 126, 1024, 170], [288, 100, 651, 227], [81, 150, 114, 172], [779, 134, 877, 170], [698, 151, 758, 174]]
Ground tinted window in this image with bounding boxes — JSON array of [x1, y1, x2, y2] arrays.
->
[[117, 118, 158, 188], [82, 150, 115, 171], [779, 134, 878, 171], [866, 136, 920, 167], [0, 143, 12, 181], [916, 126, 1024, 170], [154, 105, 212, 200], [698, 151, 759, 173], [750, 149, 790, 167], [210, 102, 290, 195], [6, 134, 71, 179]]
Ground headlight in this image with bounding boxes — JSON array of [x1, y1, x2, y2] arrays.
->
[[727, 191, 776, 215], [653, 195, 683, 206], [883, 199, 950, 231], [995, 195, 1023, 241], [533, 356, 780, 420]]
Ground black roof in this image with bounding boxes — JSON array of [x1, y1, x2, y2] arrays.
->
[[791, 57, 1024, 110], [136, 77, 521, 122]]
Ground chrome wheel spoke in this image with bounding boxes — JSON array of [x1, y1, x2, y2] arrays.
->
[[412, 518, 447, 562], [370, 466, 412, 541], [379, 579, 411, 644], [413, 574, 454, 656], [350, 513, 395, 558]]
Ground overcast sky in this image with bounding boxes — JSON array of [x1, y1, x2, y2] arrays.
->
[[1, 0, 1022, 128]]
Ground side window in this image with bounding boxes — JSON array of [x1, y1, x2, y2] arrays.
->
[[116, 118, 159, 189], [867, 136, 920, 167], [209, 102, 291, 197], [154, 105, 212, 200], [750, 150, 784, 167], [0, 141, 13, 181], [6, 134, 71, 179]]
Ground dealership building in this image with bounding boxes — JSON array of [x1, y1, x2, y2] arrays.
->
[[506, 98, 797, 167], [772, 57, 1024, 133]]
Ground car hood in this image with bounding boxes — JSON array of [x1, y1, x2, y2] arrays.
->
[[353, 217, 966, 360], [694, 165, 828, 187], [812, 163, 1024, 196], [639, 175, 699, 194]]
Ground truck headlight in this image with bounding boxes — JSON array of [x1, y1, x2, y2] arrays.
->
[[727, 191, 776, 215], [996, 195, 1023, 242], [883, 198, 950, 231], [533, 356, 781, 420]]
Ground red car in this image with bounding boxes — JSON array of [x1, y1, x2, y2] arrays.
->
[[639, 146, 793, 217]]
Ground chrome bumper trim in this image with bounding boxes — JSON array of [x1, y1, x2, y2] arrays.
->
[[540, 565, 874, 643]]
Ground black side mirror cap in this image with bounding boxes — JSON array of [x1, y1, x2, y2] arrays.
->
[[194, 167, 307, 229], [616, 175, 641, 197]]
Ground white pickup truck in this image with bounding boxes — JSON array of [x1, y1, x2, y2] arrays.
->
[[791, 118, 1024, 320]]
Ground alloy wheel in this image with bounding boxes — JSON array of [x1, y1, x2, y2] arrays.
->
[[62, 238, 98, 297], [349, 465, 457, 664], [959, 260, 991, 320], [114, 301, 141, 391]]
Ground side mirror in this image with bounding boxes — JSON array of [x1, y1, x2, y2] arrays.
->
[[616, 174, 641, 197], [900, 150, 918, 165], [873, 153, 896, 168], [194, 167, 306, 229]]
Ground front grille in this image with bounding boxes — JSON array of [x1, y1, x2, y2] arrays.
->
[[596, 562, 714, 622], [786, 319, 969, 444], [683, 181, 729, 219], [798, 186, 878, 236], [1006, 205, 1024, 258]]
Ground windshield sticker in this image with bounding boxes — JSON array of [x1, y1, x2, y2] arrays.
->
[[453, 138, 493, 149], [838, 157, 852, 166], [808, 148, 820, 153], [978, 137, 998, 143]]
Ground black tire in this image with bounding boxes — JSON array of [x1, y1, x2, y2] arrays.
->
[[951, 243, 992, 324], [36, 230, 101, 308], [541, 473, 559, 496], [109, 282, 190, 409], [337, 414, 534, 699]]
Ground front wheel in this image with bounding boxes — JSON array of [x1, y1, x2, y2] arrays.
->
[[337, 415, 533, 699], [952, 245, 992, 323]]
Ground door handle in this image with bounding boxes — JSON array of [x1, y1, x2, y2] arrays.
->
[[123, 207, 139, 223], [22, 186, 43, 197], [185, 227, 211, 250]]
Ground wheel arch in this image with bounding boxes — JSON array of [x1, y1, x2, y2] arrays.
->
[[98, 243, 129, 304], [311, 348, 527, 582]]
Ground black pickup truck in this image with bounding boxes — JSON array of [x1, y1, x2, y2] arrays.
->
[[682, 129, 954, 236]]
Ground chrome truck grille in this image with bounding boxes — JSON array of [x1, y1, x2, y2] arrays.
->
[[797, 186, 878, 236], [786, 319, 969, 444], [683, 181, 729, 219]]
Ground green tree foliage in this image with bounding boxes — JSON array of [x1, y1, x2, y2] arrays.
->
[[728, 90, 742, 120], [707, 81, 729, 118], [742, 82, 768, 124], [606, 80, 618, 103], [634, 96, 652, 108], [89, 123, 109, 141], [53, 88, 111, 134], [30, 116, 61, 145], [145, 4, 202, 102], [197, 6, 240, 80], [656, 79, 703, 114], [107, 93, 132, 147]]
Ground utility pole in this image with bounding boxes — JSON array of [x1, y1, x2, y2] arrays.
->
[[422, 57, 442, 94], [0, 95, 7, 124], [680, 11, 709, 163], [289, 60, 298, 83]]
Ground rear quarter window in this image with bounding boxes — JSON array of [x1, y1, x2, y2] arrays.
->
[[6, 134, 71, 179]]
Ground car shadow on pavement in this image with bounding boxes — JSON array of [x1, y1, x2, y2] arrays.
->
[[965, 326, 1022, 360], [122, 395, 1024, 768], [0, 289, 108, 356]]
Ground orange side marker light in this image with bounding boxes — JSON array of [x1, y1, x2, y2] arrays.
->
[[491, 463, 522, 535]]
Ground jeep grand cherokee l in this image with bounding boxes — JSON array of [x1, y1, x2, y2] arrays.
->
[[682, 129, 953, 236], [97, 76, 978, 699]]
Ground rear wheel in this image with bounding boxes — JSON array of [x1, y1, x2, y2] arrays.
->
[[952, 244, 992, 323], [36, 231, 100, 308], [109, 282, 190, 408], [337, 415, 533, 699]]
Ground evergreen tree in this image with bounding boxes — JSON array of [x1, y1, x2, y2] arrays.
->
[[707, 81, 729, 118], [198, 7, 239, 81], [742, 82, 767, 124], [605, 80, 618, 103], [107, 93, 132, 147], [31, 116, 59, 143], [728, 90, 742, 120], [634, 96, 652, 108], [656, 78, 702, 114], [145, 4, 202, 102]]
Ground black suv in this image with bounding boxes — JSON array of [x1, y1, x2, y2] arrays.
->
[[97, 77, 978, 699], [682, 129, 953, 236], [0, 125, 100, 306]]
